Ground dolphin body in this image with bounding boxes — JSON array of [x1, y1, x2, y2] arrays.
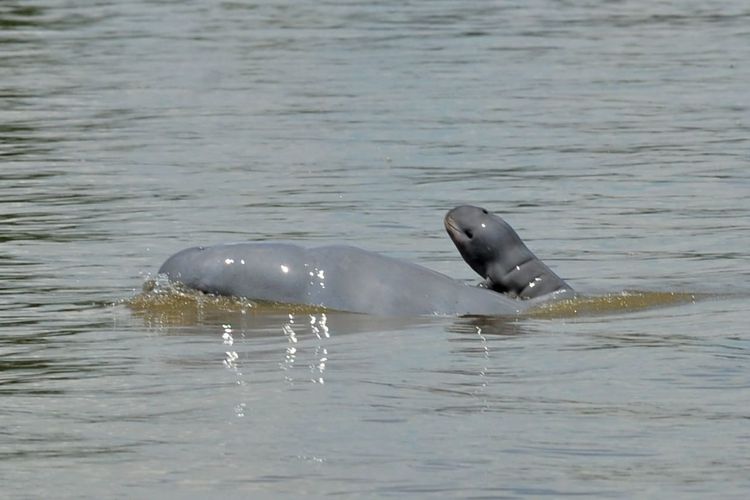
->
[[158, 207, 573, 316]]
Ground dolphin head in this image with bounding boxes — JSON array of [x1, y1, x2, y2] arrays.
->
[[444, 205, 526, 280], [445, 205, 572, 299]]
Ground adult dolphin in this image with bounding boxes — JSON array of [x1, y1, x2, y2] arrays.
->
[[157, 206, 573, 316]]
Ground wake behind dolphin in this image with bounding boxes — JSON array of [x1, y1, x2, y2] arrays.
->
[[157, 206, 574, 316]]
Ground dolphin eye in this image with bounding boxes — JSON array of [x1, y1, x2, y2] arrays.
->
[[481, 209, 488, 214], [465, 229, 474, 239]]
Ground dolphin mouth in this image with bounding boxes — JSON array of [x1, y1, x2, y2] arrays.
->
[[443, 216, 462, 238]]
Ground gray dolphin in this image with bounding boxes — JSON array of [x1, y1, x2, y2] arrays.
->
[[444, 205, 573, 299], [157, 206, 573, 316]]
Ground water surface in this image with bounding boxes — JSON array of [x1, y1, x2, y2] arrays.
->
[[1, 0, 749, 497]]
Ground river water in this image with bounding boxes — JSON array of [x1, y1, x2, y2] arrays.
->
[[2, 0, 749, 497]]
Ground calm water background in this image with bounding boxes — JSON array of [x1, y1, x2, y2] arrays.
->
[[2, 0, 749, 497]]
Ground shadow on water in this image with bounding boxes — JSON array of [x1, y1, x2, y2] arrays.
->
[[0, 2, 98, 32], [0, 4, 43, 30], [447, 315, 528, 337]]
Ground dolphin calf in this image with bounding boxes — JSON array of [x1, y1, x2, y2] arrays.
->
[[444, 205, 573, 299]]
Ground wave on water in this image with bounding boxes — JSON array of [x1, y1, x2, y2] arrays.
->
[[126, 275, 328, 326], [128, 276, 704, 324], [527, 290, 701, 318]]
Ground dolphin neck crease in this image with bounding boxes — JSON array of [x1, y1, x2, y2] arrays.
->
[[484, 260, 572, 299]]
